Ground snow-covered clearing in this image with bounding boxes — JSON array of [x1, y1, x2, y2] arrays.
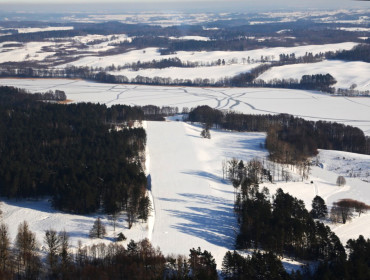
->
[[316, 149, 370, 182], [264, 155, 370, 246], [169, 35, 211, 41], [258, 60, 370, 91], [0, 26, 74, 34], [17, 26, 74, 33], [338, 27, 370, 32], [0, 78, 369, 135], [147, 121, 267, 265], [108, 64, 260, 80], [59, 42, 357, 68], [1, 198, 149, 252], [0, 42, 56, 63]]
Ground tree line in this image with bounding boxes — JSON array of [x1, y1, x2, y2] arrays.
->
[[1, 211, 368, 279], [188, 106, 370, 164], [0, 86, 150, 227]]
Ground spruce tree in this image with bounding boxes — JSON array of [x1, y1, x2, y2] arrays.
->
[[89, 217, 106, 239], [310, 195, 328, 219]]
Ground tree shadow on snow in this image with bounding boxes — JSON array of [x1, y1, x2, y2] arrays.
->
[[181, 170, 229, 185], [164, 193, 237, 248], [165, 205, 236, 248]]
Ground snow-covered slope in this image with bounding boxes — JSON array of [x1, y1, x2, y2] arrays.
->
[[58, 42, 357, 68], [147, 121, 267, 265], [108, 64, 260, 80], [1, 198, 149, 251], [258, 60, 370, 91], [316, 149, 370, 182], [264, 149, 370, 245]]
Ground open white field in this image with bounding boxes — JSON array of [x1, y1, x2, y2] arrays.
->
[[258, 60, 370, 91], [0, 42, 56, 63], [58, 42, 357, 68], [147, 121, 267, 266], [108, 63, 260, 80], [1, 198, 149, 251], [0, 78, 369, 135], [0, 26, 74, 34], [317, 149, 370, 182]]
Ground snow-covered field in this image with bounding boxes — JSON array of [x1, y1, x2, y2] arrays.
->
[[316, 149, 370, 182], [59, 42, 357, 68], [108, 64, 260, 80], [2, 119, 368, 269], [1, 198, 149, 251], [258, 60, 370, 91], [0, 42, 56, 63], [0, 78, 369, 135], [147, 121, 267, 265], [0, 26, 74, 34]]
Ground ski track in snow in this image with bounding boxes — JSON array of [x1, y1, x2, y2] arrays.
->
[[1, 79, 369, 134], [0, 78, 369, 270]]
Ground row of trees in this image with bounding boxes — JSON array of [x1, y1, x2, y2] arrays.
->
[[330, 199, 370, 224], [1, 217, 368, 279], [0, 219, 217, 279]]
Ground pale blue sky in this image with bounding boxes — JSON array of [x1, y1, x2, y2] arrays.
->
[[0, 0, 368, 13]]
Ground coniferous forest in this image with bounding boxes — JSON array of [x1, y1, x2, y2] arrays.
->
[[0, 86, 148, 216]]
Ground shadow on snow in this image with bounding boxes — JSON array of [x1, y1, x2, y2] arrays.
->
[[164, 193, 237, 249]]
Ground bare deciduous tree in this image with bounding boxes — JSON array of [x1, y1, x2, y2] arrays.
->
[[44, 229, 60, 273], [0, 223, 11, 271], [336, 176, 346, 186]]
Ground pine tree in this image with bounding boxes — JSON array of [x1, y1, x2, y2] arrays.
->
[[59, 230, 71, 279], [310, 195, 328, 219], [89, 217, 106, 239]]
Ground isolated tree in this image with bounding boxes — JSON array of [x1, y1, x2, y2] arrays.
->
[[353, 200, 370, 217], [282, 168, 291, 183], [44, 229, 61, 274], [127, 239, 139, 256], [310, 195, 328, 219], [331, 201, 353, 224], [336, 176, 346, 186], [200, 124, 211, 139], [108, 212, 119, 232], [15, 221, 40, 279], [59, 230, 71, 278], [89, 217, 106, 239], [117, 232, 126, 242], [15, 221, 38, 265], [0, 223, 11, 271]]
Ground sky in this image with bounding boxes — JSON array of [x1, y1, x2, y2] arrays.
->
[[0, 0, 368, 13]]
